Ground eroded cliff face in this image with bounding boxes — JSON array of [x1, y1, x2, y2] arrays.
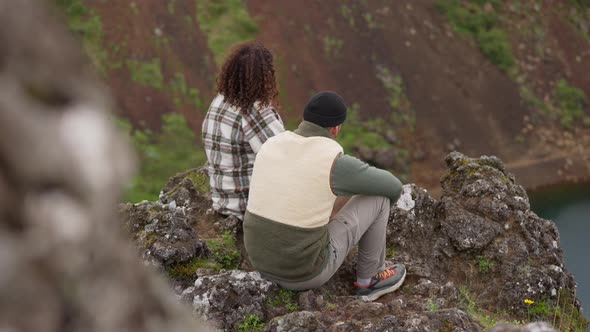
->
[[120, 152, 587, 331], [59, 0, 590, 192]]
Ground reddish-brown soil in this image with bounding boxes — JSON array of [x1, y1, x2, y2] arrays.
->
[[85, 0, 590, 192], [90, 0, 217, 131]]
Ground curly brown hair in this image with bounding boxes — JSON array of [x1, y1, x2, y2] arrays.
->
[[216, 42, 279, 113]]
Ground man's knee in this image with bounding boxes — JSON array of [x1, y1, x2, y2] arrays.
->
[[351, 194, 389, 205], [363, 195, 390, 212]]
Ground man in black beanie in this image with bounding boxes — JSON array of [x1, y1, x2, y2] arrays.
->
[[243, 91, 406, 301]]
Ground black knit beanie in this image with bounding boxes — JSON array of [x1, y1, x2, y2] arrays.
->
[[303, 91, 347, 127]]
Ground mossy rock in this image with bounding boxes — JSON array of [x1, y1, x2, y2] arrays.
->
[[161, 167, 210, 198]]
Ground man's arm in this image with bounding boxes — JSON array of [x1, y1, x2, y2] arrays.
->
[[330, 154, 403, 202]]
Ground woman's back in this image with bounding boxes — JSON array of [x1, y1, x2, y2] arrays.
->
[[202, 93, 284, 219], [202, 42, 285, 219]]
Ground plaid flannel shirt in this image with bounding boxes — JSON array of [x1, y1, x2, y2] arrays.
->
[[202, 94, 285, 219]]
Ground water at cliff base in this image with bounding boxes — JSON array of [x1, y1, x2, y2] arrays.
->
[[530, 183, 590, 319]]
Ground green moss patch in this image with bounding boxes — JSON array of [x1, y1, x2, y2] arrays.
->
[[206, 231, 240, 270], [269, 289, 299, 312], [126, 58, 164, 89], [475, 256, 495, 274], [166, 257, 221, 279], [236, 314, 265, 332], [186, 170, 210, 193]]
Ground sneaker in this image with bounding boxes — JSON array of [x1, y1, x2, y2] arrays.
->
[[354, 264, 406, 302]]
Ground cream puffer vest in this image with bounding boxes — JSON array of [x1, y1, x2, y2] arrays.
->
[[246, 131, 343, 227]]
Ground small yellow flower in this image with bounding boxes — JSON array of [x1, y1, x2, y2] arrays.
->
[[524, 299, 535, 305]]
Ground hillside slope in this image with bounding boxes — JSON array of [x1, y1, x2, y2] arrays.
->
[[61, 0, 590, 191]]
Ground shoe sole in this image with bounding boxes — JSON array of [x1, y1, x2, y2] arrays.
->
[[360, 270, 406, 302]]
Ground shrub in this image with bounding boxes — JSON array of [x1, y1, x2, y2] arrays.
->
[[553, 80, 587, 129], [436, 0, 514, 72], [477, 29, 514, 71], [336, 104, 391, 154]]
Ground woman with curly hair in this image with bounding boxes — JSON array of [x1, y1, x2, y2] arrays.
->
[[202, 42, 285, 220]]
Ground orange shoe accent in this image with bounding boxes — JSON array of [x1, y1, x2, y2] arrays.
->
[[376, 267, 396, 279], [354, 267, 398, 288]]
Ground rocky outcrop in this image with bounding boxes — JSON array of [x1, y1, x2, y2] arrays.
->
[[119, 151, 586, 331], [119, 168, 212, 268], [182, 270, 279, 330], [387, 152, 575, 315]]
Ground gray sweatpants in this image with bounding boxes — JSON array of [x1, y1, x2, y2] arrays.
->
[[276, 195, 390, 291]]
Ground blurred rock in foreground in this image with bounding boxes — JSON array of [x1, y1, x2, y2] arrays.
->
[[0, 1, 209, 331]]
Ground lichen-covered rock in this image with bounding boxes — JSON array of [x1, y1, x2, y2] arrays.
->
[[119, 199, 207, 266], [119, 168, 214, 267], [297, 290, 325, 311], [182, 270, 279, 331], [387, 152, 577, 316], [116, 152, 586, 331], [440, 202, 503, 251]]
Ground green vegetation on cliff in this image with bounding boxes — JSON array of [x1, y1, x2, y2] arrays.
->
[[116, 113, 205, 202], [170, 73, 202, 109], [55, 0, 107, 72], [553, 80, 587, 129], [336, 104, 391, 154], [126, 58, 164, 89], [376, 66, 415, 131], [437, 0, 514, 72], [195, 0, 258, 66], [323, 35, 344, 58]]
